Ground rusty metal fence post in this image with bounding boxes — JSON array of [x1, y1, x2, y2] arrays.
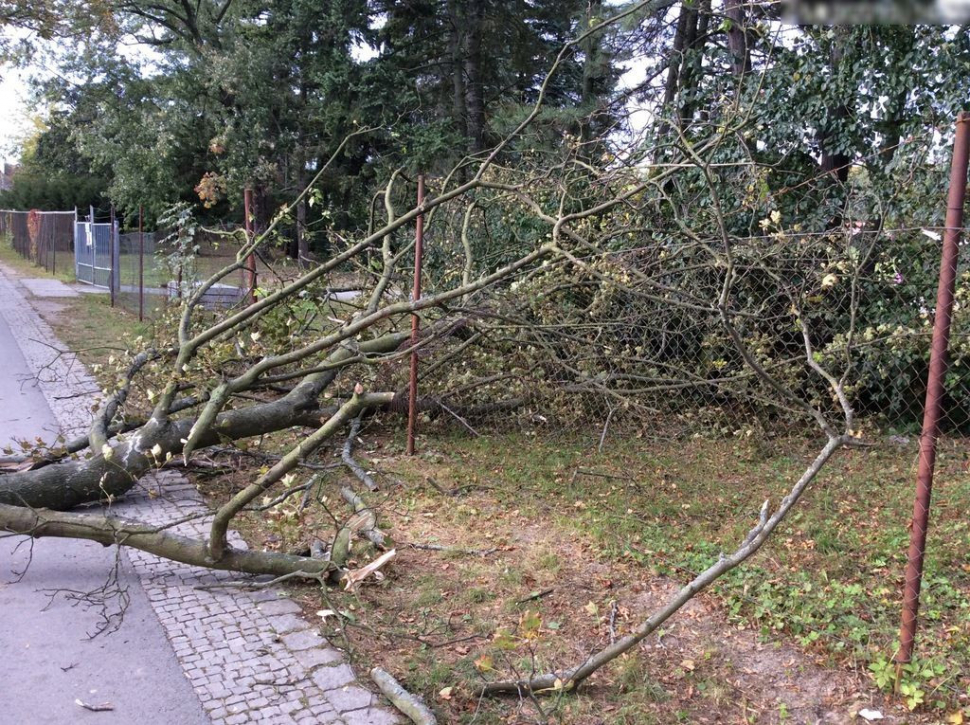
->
[[407, 174, 426, 456], [896, 111, 970, 668]]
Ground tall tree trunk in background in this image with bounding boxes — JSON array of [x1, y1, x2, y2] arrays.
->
[[660, 1, 699, 148], [296, 193, 308, 267], [875, 28, 914, 169], [580, 0, 604, 104], [724, 0, 751, 78], [662, 2, 689, 114], [579, 0, 605, 146], [678, 0, 709, 128], [464, 0, 485, 154], [818, 27, 852, 184], [448, 0, 466, 138]]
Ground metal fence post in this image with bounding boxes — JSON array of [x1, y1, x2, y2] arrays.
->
[[109, 205, 116, 307], [139, 205, 145, 322], [407, 174, 425, 456], [896, 111, 970, 669]]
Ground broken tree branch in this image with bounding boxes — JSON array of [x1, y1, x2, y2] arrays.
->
[[371, 667, 437, 725], [479, 434, 848, 696], [342, 413, 378, 491]]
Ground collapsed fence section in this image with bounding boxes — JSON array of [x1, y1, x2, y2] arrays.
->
[[0, 209, 76, 278]]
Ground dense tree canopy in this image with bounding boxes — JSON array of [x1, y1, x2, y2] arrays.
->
[[3, 4, 964, 235]]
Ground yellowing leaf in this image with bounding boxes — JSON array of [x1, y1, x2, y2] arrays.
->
[[584, 601, 599, 616], [519, 610, 542, 636], [492, 629, 517, 651], [438, 686, 453, 701]]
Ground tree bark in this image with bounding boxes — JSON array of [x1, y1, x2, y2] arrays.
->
[[723, 0, 751, 79], [0, 331, 410, 511], [448, 0, 466, 137], [371, 668, 436, 725], [679, 0, 709, 127], [662, 2, 689, 113], [818, 27, 852, 184], [0, 503, 333, 578], [464, 0, 485, 153]]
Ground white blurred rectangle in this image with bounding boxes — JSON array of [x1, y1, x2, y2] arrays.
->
[[782, 0, 970, 24]]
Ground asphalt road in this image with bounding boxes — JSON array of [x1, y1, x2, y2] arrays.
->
[[0, 304, 209, 724]]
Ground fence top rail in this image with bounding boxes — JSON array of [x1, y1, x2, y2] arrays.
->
[[0, 209, 76, 215]]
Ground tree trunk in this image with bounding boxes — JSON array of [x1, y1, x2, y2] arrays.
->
[[464, 0, 485, 154], [0, 331, 410, 510], [818, 27, 852, 184], [448, 0, 466, 137], [724, 0, 751, 78], [296, 195, 308, 267], [0, 503, 333, 578], [660, 1, 698, 143], [579, 0, 606, 147], [679, 0, 709, 127], [662, 2, 689, 112]]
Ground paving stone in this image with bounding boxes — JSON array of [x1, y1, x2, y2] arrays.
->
[[281, 629, 326, 651], [342, 707, 401, 725], [312, 664, 357, 691], [267, 613, 310, 635], [293, 647, 344, 670], [258, 598, 305, 615], [325, 685, 377, 713]]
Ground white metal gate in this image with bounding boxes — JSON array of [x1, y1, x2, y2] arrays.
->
[[75, 212, 119, 291]]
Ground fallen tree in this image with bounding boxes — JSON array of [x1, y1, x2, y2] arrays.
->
[[0, 0, 674, 581], [0, 0, 886, 703]]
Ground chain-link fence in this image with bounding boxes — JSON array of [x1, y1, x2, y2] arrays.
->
[[0, 208, 253, 319], [113, 227, 251, 320], [0, 209, 76, 278], [116, 230, 164, 319], [381, 218, 970, 706]]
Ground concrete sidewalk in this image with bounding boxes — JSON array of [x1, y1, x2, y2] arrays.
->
[[0, 263, 399, 725], [0, 272, 209, 725]]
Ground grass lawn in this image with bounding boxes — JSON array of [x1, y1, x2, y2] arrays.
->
[[46, 292, 155, 369], [0, 237, 76, 285], [193, 425, 970, 723]]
